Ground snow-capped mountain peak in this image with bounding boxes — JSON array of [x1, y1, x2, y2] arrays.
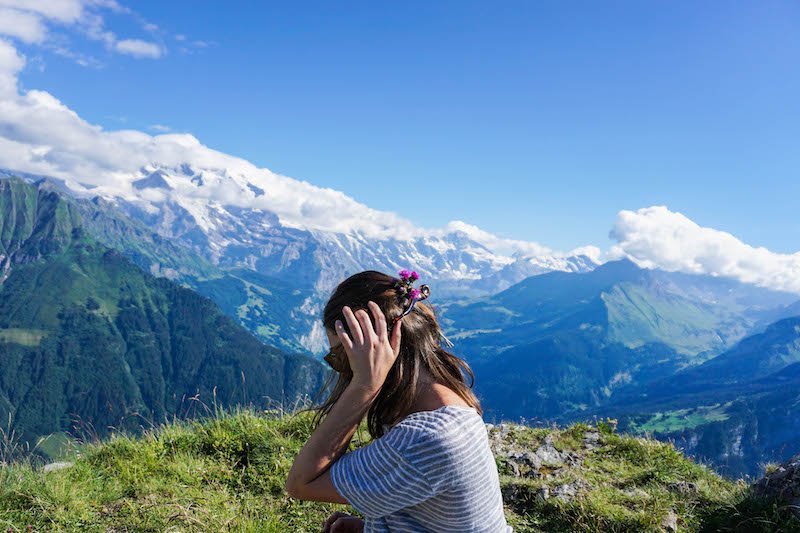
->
[[31, 159, 597, 293], [5, 161, 598, 300]]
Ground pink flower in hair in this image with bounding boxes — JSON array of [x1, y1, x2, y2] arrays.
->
[[409, 271, 419, 281], [399, 269, 411, 280], [409, 288, 421, 300]]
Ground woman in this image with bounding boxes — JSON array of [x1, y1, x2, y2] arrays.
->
[[285, 270, 512, 533]]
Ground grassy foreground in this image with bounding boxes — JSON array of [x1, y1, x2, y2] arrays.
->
[[0, 410, 798, 532]]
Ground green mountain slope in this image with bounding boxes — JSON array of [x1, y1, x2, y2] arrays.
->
[[668, 316, 800, 387], [6, 176, 316, 355], [192, 268, 316, 354], [71, 182, 316, 354], [0, 177, 328, 445], [608, 317, 800, 476], [440, 260, 797, 424], [444, 260, 795, 361]]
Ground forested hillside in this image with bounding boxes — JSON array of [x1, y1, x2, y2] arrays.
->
[[0, 177, 328, 446]]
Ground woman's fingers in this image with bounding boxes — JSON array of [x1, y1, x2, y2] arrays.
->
[[368, 301, 388, 341], [354, 308, 377, 344], [341, 306, 364, 345], [337, 303, 402, 391], [322, 512, 351, 533], [330, 517, 364, 533], [334, 320, 354, 353]]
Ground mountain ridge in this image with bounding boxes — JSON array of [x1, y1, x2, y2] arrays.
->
[[2, 168, 599, 353], [436, 259, 800, 476]]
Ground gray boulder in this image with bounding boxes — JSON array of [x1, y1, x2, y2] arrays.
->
[[751, 453, 800, 518], [42, 461, 73, 473]]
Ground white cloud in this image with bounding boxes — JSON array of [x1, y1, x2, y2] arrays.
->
[[115, 38, 162, 58], [0, 38, 24, 96], [89, 0, 127, 14], [79, 10, 116, 47], [176, 37, 214, 55], [0, 0, 84, 23], [0, 1, 168, 63], [610, 206, 800, 293], [47, 42, 102, 68], [440, 220, 549, 257], [148, 123, 171, 132], [0, 7, 48, 43]]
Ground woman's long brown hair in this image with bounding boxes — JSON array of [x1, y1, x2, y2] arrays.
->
[[314, 270, 481, 439]]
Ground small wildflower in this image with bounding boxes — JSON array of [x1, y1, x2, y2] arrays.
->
[[409, 288, 421, 300], [398, 269, 411, 280], [409, 271, 419, 281]]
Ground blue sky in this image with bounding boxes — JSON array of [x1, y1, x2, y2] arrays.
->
[[13, 1, 800, 252]]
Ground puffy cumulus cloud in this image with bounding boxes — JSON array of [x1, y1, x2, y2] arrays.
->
[[114, 38, 162, 58], [433, 221, 602, 265], [610, 206, 800, 294], [569, 245, 604, 264], [0, 7, 48, 43], [438, 220, 559, 258]]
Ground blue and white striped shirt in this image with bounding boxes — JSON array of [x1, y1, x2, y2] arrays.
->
[[331, 405, 512, 532]]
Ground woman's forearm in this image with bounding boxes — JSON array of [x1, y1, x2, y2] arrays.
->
[[285, 382, 378, 495]]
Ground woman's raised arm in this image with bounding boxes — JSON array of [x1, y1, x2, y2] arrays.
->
[[284, 302, 401, 502]]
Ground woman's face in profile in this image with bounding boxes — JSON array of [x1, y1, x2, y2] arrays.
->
[[324, 328, 349, 373]]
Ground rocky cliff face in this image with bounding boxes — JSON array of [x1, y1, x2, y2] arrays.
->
[[0, 178, 81, 282], [752, 453, 800, 519]]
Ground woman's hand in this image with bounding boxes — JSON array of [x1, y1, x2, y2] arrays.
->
[[321, 511, 364, 532], [335, 301, 402, 394]]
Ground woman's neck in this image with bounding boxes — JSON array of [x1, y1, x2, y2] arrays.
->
[[404, 368, 471, 415]]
